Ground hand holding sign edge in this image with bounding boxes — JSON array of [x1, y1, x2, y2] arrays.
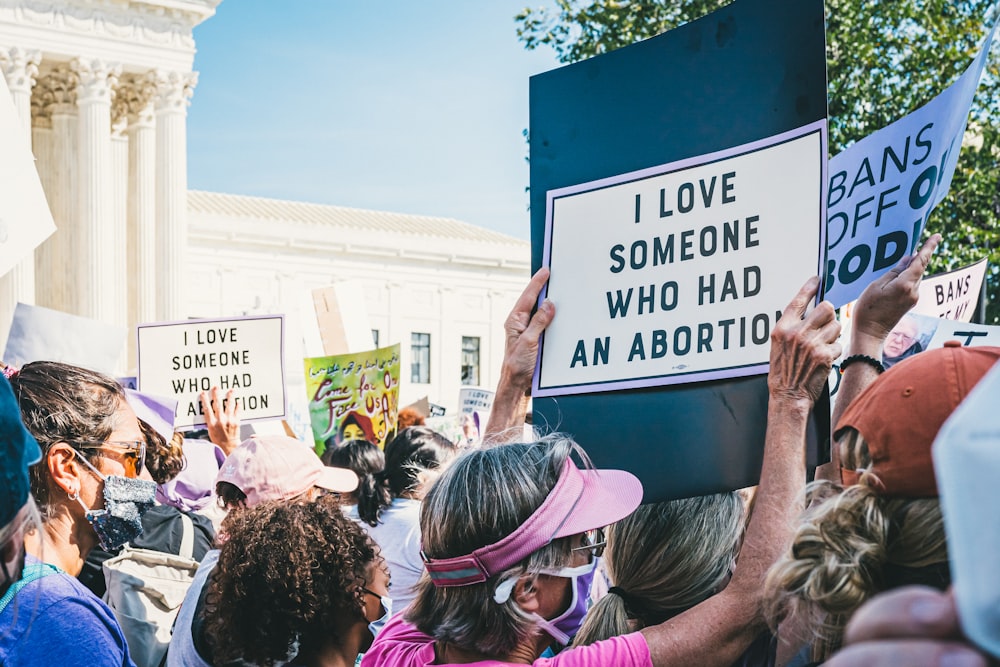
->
[[768, 276, 842, 408], [483, 268, 555, 444]]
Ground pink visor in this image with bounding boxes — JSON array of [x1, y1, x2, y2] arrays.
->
[[422, 458, 642, 587]]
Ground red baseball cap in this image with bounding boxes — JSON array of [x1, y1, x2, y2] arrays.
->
[[836, 342, 1000, 497]]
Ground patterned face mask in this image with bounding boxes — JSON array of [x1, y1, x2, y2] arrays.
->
[[70, 449, 156, 551]]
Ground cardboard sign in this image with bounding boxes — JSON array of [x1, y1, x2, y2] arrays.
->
[[0, 74, 56, 277], [535, 124, 825, 396], [137, 315, 286, 428], [304, 344, 401, 455], [312, 281, 375, 355], [529, 0, 830, 501], [4, 302, 126, 374], [824, 21, 998, 307]]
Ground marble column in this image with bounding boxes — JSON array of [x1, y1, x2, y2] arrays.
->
[[72, 57, 120, 321], [110, 95, 128, 328], [123, 77, 157, 329], [0, 47, 39, 351], [30, 95, 53, 302], [32, 67, 78, 312], [152, 69, 197, 321]]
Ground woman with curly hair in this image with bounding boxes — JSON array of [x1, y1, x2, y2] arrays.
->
[[166, 434, 358, 667], [206, 497, 391, 667]]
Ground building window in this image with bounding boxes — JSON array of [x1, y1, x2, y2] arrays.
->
[[371, 329, 380, 347], [461, 336, 480, 386], [411, 332, 431, 383]]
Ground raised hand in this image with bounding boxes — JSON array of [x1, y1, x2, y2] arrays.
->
[[200, 386, 241, 454]]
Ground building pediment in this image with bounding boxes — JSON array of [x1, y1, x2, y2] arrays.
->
[[0, 0, 220, 71]]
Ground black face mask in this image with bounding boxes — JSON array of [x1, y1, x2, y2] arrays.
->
[[70, 450, 156, 551]]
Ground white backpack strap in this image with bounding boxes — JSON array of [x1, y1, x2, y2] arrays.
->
[[179, 512, 195, 560]]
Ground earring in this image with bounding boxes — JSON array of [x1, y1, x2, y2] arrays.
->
[[68, 491, 79, 501]]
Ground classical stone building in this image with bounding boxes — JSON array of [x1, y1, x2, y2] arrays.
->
[[185, 191, 529, 411], [0, 0, 530, 411]]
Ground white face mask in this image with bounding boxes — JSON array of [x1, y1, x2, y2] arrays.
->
[[368, 593, 392, 639], [493, 559, 598, 645]]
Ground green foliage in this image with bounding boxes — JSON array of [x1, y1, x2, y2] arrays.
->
[[516, 0, 1000, 322]]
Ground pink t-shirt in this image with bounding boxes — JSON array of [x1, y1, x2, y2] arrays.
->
[[361, 614, 653, 667]]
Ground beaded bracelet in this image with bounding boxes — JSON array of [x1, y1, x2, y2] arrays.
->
[[839, 354, 885, 375]]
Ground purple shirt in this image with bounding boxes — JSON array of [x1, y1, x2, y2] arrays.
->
[[0, 556, 135, 667]]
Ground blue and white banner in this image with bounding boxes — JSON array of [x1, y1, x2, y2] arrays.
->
[[824, 19, 998, 307]]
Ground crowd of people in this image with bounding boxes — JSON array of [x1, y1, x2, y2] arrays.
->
[[1, 231, 999, 667]]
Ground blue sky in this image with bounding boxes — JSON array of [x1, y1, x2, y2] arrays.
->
[[188, 1, 561, 240]]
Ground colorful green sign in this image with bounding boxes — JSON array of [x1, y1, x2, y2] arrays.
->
[[304, 344, 400, 456]]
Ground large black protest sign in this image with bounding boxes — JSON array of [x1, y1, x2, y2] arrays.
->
[[529, 0, 830, 501]]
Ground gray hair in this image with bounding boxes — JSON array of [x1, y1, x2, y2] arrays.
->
[[574, 493, 746, 646], [405, 434, 586, 656]]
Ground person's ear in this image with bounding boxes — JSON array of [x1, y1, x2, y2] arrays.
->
[[513, 575, 541, 613], [46, 443, 83, 497]]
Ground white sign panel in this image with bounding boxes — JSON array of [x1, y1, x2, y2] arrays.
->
[[0, 75, 56, 277], [4, 303, 126, 374], [911, 258, 987, 322], [927, 317, 1000, 349], [458, 387, 494, 415], [137, 315, 286, 428], [534, 122, 826, 397]]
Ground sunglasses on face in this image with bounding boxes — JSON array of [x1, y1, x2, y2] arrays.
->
[[75, 439, 147, 478], [570, 528, 607, 559]]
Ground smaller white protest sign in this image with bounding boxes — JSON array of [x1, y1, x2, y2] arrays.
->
[[137, 315, 286, 428], [0, 74, 56, 277], [535, 121, 825, 397], [4, 303, 126, 374], [458, 387, 495, 415], [911, 258, 987, 322]]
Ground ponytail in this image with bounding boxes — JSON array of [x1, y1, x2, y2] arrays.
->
[[573, 588, 633, 647], [356, 469, 393, 527]]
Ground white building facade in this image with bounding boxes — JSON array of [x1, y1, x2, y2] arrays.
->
[[185, 191, 529, 412], [0, 0, 531, 413]]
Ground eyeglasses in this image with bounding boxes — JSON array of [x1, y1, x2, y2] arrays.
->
[[76, 440, 146, 478], [570, 528, 606, 559]]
